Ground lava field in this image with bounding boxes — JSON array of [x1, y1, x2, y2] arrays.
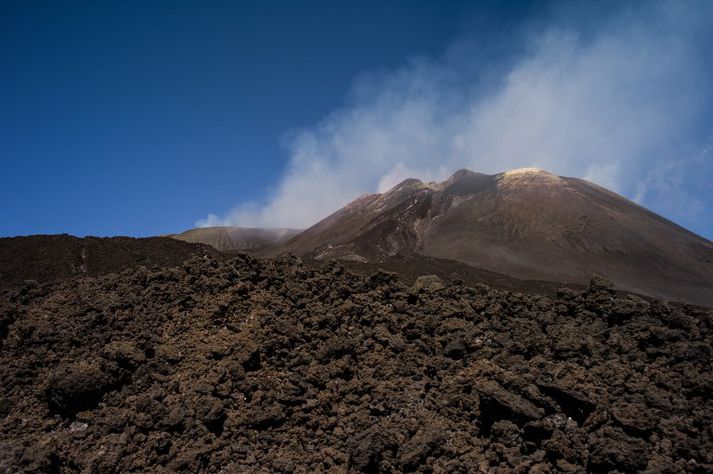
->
[[1, 254, 712, 472]]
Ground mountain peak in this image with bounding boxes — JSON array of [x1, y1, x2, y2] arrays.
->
[[447, 167, 553, 182], [497, 167, 561, 187], [502, 167, 549, 176], [448, 168, 481, 180]]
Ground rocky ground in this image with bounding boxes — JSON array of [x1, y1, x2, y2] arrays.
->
[[0, 254, 712, 473]]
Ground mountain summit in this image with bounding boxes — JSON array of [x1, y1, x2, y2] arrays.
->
[[277, 168, 713, 305]]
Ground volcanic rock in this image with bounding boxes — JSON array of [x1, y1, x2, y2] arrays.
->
[[1, 254, 711, 472]]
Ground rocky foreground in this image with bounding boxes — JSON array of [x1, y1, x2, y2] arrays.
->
[[0, 254, 712, 473]]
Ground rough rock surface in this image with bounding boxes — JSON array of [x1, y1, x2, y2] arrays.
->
[[1, 255, 712, 473]]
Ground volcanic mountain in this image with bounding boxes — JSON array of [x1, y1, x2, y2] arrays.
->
[[277, 168, 713, 306], [170, 226, 302, 252]]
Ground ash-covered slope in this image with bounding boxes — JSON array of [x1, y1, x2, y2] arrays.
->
[[171, 226, 302, 252], [278, 168, 713, 306], [1, 255, 711, 472], [0, 234, 219, 288]]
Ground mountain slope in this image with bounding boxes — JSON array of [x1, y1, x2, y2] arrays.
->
[[171, 226, 302, 252], [0, 234, 220, 288], [278, 168, 713, 306]]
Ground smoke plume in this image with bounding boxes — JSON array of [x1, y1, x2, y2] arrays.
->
[[199, 1, 713, 238]]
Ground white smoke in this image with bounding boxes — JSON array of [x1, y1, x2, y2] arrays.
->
[[199, 1, 713, 238]]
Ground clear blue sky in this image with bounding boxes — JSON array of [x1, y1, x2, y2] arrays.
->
[[2, 1, 711, 239], [0, 0, 501, 236]]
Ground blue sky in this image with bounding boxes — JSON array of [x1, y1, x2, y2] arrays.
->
[[2, 1, 712, 240]]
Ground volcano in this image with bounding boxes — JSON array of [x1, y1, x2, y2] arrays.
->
[[277, 168, 713, 306]]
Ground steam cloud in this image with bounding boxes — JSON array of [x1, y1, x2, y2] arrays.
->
[[199, 1, 713, 238]]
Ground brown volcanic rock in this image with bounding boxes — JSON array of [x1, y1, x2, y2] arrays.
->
[[0, 234, 220, 288], [171, 226, 302, 252], [278, 168, 713, 306], [1, 255, 712, 472]]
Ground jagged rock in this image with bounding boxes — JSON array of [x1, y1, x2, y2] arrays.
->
[[0, 254, 710, 472], [412, 274, 444, 292], [588, 426, 648, 472]]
